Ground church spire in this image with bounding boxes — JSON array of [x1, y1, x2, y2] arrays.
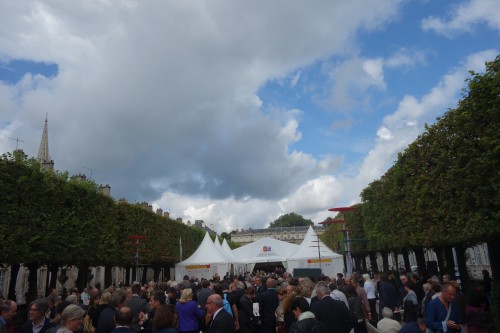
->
[[37, 114, 54, 171]]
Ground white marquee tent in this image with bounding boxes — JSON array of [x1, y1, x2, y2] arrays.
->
[[231, 237, 299, 273], [175, 233, 233, 281], [287, 226, 344, 277]]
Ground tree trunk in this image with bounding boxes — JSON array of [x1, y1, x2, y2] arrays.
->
[[434, 247, 446, 276], [26, 263, 39, 305], [8, 263, 20, 300], [141, 266, 148, 284], [48, 264, 59, 293], [454, 245, 470, 294], [487, 240, 500, 283], [152, 264, 160, 282], [361, 256, 367, 273], [104, 266, 112, 289], [127, 266, 133, 284], [382, 251, 389, 272], [75, 264, 89, 291], [444, 246, 456, 279], [414, 248, 427, 278], [402, 248, 411, 272], [369, 252, 379, 273]]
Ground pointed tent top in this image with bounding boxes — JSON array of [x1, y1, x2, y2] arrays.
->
[[179, 232, 233, 265], [288, 226, 342, 260], [221, 238, 235, 259]]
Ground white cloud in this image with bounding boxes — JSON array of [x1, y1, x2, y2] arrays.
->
[[421, 0, 500, 37]]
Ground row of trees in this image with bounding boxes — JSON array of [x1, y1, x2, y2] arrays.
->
[[321, 56, 499, 325], [0, 151, 213, 301]]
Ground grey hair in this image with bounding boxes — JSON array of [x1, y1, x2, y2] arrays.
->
[[314, 281, 330, 295], [30, 299, 49, 315], [382, 307, 393, 318], [65, 295, 78, 304], [61, 304, 85, 325], [109, 289, 128, 307]]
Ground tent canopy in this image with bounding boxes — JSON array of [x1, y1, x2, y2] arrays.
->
[[232, 237, 299, 263], [178, 232, 233, 265], [288, 226, 343, 260]]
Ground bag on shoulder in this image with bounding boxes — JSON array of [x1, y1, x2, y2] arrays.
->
[[223, 293, 233, 317]]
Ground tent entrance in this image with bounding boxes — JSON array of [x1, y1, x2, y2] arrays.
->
[[252, 262, 285, 275]]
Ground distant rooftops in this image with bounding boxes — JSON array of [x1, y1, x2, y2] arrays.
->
[[234, 225, 324, 234]]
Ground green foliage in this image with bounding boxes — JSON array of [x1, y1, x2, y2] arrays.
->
[[359, 56, 500, 260], [269, 212, 314, 228], [0, 151, 205, 270]]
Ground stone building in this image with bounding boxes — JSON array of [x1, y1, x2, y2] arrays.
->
[[231, 225, 325, 245]]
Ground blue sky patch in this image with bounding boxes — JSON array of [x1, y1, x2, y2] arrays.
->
[[0, 60, 58, 85]]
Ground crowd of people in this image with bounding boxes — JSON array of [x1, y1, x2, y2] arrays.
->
[[0, 268, 494, 333]]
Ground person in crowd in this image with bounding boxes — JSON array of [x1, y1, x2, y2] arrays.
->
[[125, 283, 150, 333], [351, 277, 371, 323], [402, 281, 418, 323], [425, 283, 462, 333], [56, 305, 85, 333], [175, 288, 203, 333], [166, 288, 177, 306], [310, 281, 354, 333], [97, 289, 128, 333], [21, 299, 55, 333], [379, 273, 399, 321], [288, 297, 326, 333], [152, 304, 177, 333], [0, 299, 17, 333], [46, 301, 73, 333], [274, 287, 287, 333], [92, 291, 111, 329], [259, 278, 279, 333], [399, 318, 426, 333], [205, 294, 235, 333], [328, 281, 349, 308], [420, 283, 433, 318], [238, 287, 256, 333], [110, 307, 135, 333], [196, 280, 212, 308], [142, 290, 167, 333], [377, 307, 401, 333], [362, 274, 378, 324], [254, 277, 266, 301], [347, 285, 367, 333]]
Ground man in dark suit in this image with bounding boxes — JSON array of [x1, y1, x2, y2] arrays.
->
[[310, 282, 355, 333], [206, 294, 235, 333], [258, 278, 279, 333], [20, 299, 54, 333], [125, 284, 150, 333], [98, 289, 128, 333], [110, 307, 135, 333], [1, 299, 17, 333]]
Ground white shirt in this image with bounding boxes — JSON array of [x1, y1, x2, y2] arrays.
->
[[364, 281, 376, 299]]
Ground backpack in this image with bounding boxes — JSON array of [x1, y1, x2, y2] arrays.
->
[[223, 293, 233, 317]]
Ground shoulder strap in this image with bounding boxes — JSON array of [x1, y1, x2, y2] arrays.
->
[[444, 302, 452, 321]]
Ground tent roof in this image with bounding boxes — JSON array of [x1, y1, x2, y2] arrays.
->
[[232, 237, 299, 263], [221, 238, 236, 260], [288, 226, 342, 260], [179, 232, 233, 265]]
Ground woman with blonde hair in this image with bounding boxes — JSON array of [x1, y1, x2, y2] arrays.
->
[[175, 288, 202, 333], [56, 304, 85, 333]]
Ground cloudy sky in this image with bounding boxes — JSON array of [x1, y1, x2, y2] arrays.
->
[[0, 0, 498, 233]]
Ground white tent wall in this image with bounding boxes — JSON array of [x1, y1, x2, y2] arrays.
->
[[286, 257, 344, 277], [286, 226, 345, 277], [175, 262, 230, 281]]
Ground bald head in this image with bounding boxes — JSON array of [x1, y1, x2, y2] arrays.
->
[[205, 294, 223, 315], [266, 278, 275, 289]]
